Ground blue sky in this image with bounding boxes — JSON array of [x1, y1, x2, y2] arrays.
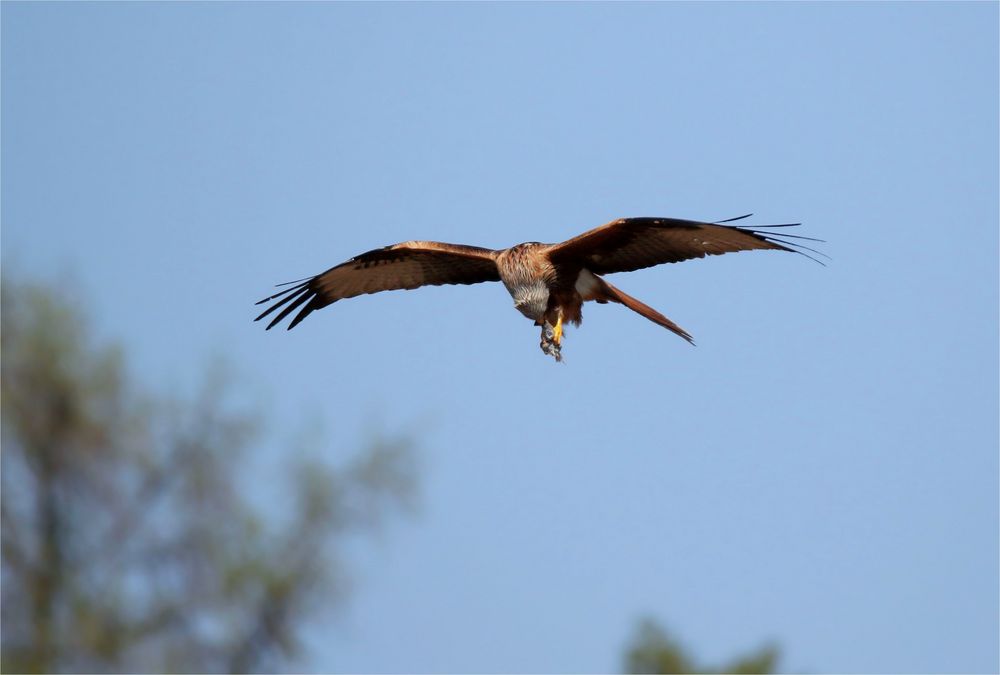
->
[[3, 2, 997, 673]]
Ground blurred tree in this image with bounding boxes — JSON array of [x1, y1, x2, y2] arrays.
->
[[623, 617, 779, 675], [1, 277, 418, 673]]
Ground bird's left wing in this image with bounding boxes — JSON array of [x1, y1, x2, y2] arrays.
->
[[547, 217, 823, 274], [255, 241, 501, 330]]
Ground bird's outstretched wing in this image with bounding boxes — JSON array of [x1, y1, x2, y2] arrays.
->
[[546, 216, 824, 274], [255, 241, 501, 330]]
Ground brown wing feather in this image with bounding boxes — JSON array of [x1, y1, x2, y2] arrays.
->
[[255, 241, 500, 330], [547, 217, 814, 274]]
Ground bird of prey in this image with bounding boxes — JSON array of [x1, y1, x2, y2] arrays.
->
[[255, 215, 821, 361]]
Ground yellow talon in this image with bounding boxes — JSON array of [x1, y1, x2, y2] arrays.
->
[[552, 316, 563, 344]]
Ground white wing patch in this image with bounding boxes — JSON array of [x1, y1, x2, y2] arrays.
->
[[574, 269, 601, 300]]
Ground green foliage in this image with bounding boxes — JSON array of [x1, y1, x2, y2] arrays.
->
[[623, 618, 779, 675], [1, 277, 418, 673]]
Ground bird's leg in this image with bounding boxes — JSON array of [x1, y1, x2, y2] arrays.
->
[[551, 314, 564, 346]]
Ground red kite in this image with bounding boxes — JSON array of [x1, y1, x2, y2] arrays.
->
[[255, 215, 821, 361]]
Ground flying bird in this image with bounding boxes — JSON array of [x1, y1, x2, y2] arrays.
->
[[255, 215, 822, 361]]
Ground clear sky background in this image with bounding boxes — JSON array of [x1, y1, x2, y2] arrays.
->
[[3, 2, 997, 673]]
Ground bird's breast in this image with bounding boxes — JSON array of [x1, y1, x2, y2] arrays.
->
[[505, 279, 550, 320]]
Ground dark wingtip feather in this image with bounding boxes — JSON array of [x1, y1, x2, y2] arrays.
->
[[715, 213, 754, 223], [273, 275, 314, 287], [265, 288, 312, 330], [255, 281, 308, 307], [286, 297, 322, 330], [756, 229, 825, 244]]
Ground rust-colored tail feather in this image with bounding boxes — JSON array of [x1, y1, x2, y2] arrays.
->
[[597, 278, 695, 345]]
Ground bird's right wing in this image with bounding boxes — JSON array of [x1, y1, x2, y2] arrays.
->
[[255, 241, 501, 330], [547, 216, 823, 274]]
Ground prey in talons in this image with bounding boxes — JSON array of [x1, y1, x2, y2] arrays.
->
[[540, 317, 564, 362]]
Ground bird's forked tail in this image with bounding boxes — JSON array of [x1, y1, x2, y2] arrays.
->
[[596, 277, 695, 345]]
